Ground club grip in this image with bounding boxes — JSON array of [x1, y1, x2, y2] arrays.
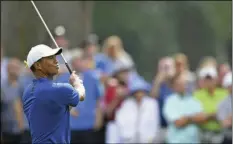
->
[[65, 63, 72, 74]]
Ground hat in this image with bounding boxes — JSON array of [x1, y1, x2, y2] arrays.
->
[[26, 44, 62, 68], [129, 76, 151, 95], [111, 62, 132, 77], [222, 72, 232, 88], [198, 66, 217, 79]]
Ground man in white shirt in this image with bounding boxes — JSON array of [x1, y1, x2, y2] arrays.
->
[[115, 76, 159, 143]]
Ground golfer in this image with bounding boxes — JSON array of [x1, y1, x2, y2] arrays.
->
[[22, 44, 85, 143]]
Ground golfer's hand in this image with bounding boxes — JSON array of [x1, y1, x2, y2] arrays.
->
[[69, 71, 85, 101], [69, 71, 78, 85]]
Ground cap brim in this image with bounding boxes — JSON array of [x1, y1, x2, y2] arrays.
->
[[53, 47, 63, 55], [43, 47, 63, 58]]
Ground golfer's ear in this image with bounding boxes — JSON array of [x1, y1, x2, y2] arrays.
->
[[34, 62, 42, 70]]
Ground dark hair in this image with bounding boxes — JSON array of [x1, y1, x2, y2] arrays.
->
[[30, 59, 42, 72], [204, 75, 213, 80], [79, 40, 93, 50], [30, 65, 36, 72]]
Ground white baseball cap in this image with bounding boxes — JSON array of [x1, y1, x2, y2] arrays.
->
[[26, 44, 62, 68], [198, 66, 217, 79], [222, 72, 232, 88]]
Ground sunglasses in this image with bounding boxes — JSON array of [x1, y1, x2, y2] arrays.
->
[[204, 75, 213, 80]]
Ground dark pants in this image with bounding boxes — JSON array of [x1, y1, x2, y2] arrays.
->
[[2, 132, 22, 144], [71, 129, 96, 143], [222, 137, 232, 144], [94, 126, 106, 143], [20, 130, 31, 143]]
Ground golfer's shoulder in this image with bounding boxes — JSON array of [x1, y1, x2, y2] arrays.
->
[[22, 82, 35, 101], [51, 82, 74, 93]]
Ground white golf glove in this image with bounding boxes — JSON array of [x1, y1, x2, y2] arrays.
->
[[74, 76, 86, 101], [69, 71, 85, 101]]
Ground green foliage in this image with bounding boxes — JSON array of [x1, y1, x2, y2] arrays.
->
[[93, 1, 231, 80]]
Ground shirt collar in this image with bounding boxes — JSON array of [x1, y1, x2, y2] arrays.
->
[[33, 77, 51, 82]]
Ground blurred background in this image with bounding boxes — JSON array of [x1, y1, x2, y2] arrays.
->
[[1, 1, 232, 144]]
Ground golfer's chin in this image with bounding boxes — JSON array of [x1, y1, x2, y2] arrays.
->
[[54, 69, 59, 75], [50, 68, 59, 76]]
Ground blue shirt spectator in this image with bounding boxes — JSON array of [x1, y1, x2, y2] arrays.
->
[[163, 93, 203, 143], [55, 70, 102, 130], [217, 95, 232, 142], [1, 57, 8, 84], [157, 82, 173, 127], [22, 78, 79, 143], [94, 53, 114, 75], [95, 53, 134, 76], [1, 80, 22, 134], [217, 72, 232, 143]]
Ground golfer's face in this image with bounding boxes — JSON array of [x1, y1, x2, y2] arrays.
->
[[41, 55, 59, 76]]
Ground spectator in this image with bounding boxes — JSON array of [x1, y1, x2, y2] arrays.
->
[[194, 66, 228, 143], [197, 56, 218, 71], [217, 72, 232, 144], [163, 74, 204, 143], [99, 35, 135, 75], [79, 38, 109, 90], [104, 64, 131, 143], [79, 40, 98, 68], [1, 46, 9, 85], [174, 53, 196, 93], [1, 58, 24, 144], [96, 35, 137, 92], [217, 63, 231, 88], [78, 43, 106, 143], [19, 67, 35, 143], [196, 56, 218, 89], [55, 50, 103, 143], [115, 77, 159, 143], [150, 57, 175, 143], [80, 34, 100, 59]]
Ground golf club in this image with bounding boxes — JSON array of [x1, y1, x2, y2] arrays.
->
[[30, 0, 72, 74]]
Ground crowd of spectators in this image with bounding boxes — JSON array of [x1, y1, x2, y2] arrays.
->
[[1, 26, 232, 144]]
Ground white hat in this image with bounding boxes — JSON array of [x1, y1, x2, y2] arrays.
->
[[198, 66, 217, 79], [26, 44, 62, 68], [222, 72, 232, 88]]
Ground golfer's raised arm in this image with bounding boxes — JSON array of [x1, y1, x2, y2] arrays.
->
[[54, 73, 86, 107], [53, 83, 80, 107]]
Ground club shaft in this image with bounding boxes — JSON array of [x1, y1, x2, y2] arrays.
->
[[30, 0, 72, 74]]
